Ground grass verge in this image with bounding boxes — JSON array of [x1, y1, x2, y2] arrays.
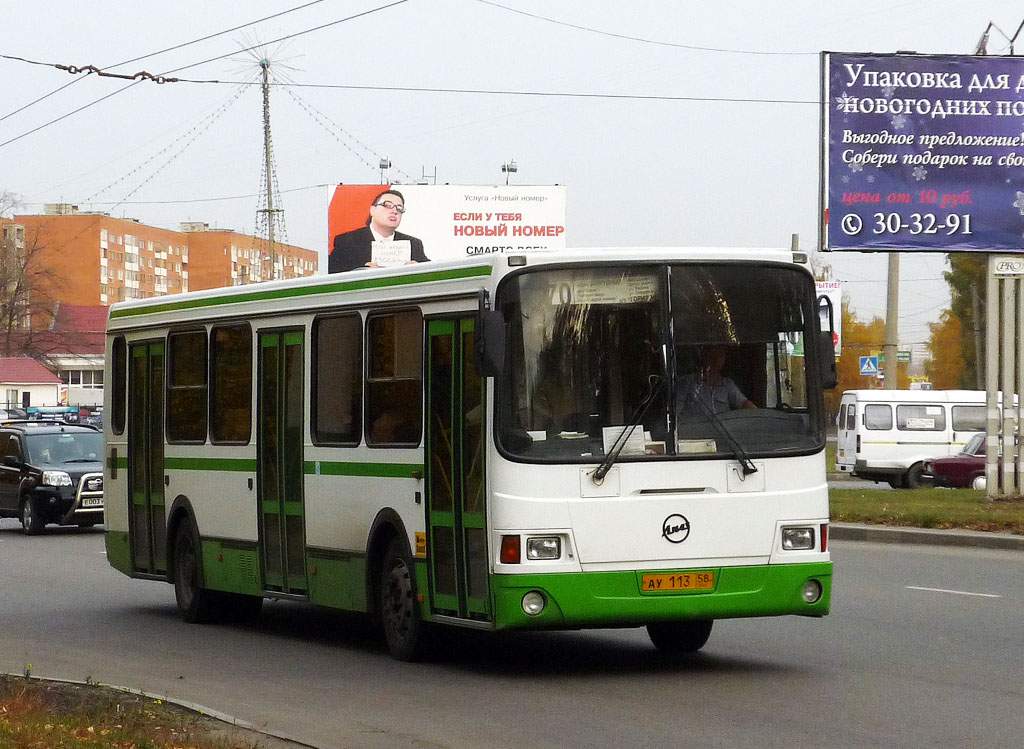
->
[[830, 487, 1024, 534], [0, 674, 270, 748]]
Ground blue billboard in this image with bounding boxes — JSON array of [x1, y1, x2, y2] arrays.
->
[[822, 52, 1024, 252]]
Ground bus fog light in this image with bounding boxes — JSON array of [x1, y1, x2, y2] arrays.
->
[[802, 579, 823, 604], [782, 527, 815, 550], [526, 536, 561, 560], [521, 591, 546, 616]]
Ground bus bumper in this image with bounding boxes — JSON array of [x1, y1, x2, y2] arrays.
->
[[489, 562, 832, 631]]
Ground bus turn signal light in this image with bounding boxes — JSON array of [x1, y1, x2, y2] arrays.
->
[[500, 535, 521, 564]]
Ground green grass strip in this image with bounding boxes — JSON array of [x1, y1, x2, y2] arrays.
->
[[830, 488, 1024, 534]]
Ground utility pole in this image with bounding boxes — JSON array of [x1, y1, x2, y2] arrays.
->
[[884, 253, 899, 389], [259, 59, 277, 279]]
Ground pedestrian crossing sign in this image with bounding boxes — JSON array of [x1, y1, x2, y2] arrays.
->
[[859, 356, 879, 376]]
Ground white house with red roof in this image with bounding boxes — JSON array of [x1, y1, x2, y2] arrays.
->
[[4, 303, 107, 408], [44, 304, 106, 407], [0, 357, 62, 410]]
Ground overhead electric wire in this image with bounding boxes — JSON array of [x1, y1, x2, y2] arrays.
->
[[173, 77, 819, 105], [0, 0, 326, 125], [0, 81, 143, 150], [0, 0, 407, 150], [474, 0, 816, 56], [160, 0, 410, 77], [58, 183, 332, 206]]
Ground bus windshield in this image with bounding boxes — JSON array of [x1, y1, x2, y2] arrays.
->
[[496, 263, 825, 463]]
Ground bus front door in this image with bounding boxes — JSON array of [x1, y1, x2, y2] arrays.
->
[[127, 341, 166, 575], [257, 330, 307, 596], [426, 318, 490, 622]]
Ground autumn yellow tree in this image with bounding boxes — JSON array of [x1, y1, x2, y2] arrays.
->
[[825, 302, 910, 417], [924, 310, 963, 390]]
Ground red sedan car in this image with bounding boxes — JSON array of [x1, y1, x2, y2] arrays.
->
[[925, 433, 986, 490]]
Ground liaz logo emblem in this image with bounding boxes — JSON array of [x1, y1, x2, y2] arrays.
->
[[662, 514, 690, 544]]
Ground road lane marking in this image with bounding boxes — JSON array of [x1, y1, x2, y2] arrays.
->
[[906, 585, 1002, 598]]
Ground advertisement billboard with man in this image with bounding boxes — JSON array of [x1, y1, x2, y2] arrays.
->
[[327, 184, 568, 272]]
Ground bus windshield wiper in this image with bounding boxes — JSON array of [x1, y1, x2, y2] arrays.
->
[[686, 384, 758, 476], [592, 375, 663, 483]]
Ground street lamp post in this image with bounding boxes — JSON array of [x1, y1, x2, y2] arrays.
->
[[501, 159, 518, 185]]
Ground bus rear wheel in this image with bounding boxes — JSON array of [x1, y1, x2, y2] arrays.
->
[[647, 619, 713, 654], [379, 538, 427, 661]]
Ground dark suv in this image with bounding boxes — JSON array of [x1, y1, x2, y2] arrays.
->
[[0, 421, 104, 534]]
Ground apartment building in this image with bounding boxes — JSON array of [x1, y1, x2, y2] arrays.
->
[[13, 205, 318, 307]]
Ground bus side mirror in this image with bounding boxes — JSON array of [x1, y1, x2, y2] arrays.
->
[[475, 309, 505, 377], [819, 331, 838, 390], [817, 294, 838, 390]]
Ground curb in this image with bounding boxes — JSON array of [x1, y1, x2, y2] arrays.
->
[[830, 522, 1024, 551], [0, 673, 315, 749]]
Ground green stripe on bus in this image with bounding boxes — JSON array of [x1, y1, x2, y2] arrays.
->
[[488, 562, 832, 630], [305, 461, 423, 478], [110, 265, 493, 319], [164, 457, 258, 472]]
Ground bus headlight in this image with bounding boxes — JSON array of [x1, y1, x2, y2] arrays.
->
[[526, 536, 561, 560], [42, 470, 72, 487], [782, 527, 815, 550], [802, 579, 823, 604], [521, 591, 546, 616]]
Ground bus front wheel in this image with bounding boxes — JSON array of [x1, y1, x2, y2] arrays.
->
[[379, 538, 427, 661], [646, 619, 713, 654], [173, 526, 218, 624]]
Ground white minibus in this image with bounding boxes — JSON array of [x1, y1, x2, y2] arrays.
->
[[835, 389, 985, 488]]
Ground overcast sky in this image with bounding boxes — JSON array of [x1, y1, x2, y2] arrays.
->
[[4, 0, 1022, 357]]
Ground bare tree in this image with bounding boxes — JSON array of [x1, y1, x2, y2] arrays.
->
[[0, 193, 69, 360]]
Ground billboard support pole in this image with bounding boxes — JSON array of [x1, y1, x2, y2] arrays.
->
[[884, 253, 899, 390]]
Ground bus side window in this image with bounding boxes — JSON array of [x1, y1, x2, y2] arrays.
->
[[210, 324, 252, 444], [111, 336, 127, 435], [312, 313, 362, 446], [167, 330, 208, 443], [366, 309, 422, 446]]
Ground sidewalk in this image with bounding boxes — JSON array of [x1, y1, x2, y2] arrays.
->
[[830, 522, 1024, 551]]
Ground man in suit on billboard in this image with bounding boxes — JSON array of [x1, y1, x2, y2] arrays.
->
[[328, 189, 429, 273]]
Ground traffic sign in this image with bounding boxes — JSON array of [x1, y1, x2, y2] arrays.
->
[[859, 356, 879, 376], [877, 351, 912, 364]]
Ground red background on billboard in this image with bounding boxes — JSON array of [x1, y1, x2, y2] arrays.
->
[[327, 185, 392, 252]]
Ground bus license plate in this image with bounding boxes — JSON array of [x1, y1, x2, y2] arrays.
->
[[81, 497, 103, 508], [641, 571, 714, 593]]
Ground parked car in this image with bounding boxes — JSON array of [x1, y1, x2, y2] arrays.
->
[[925, 433, 986, 490], [0, 421, 104, 534]]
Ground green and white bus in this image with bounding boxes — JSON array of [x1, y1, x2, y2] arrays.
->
[[103, 248, 836, 660]]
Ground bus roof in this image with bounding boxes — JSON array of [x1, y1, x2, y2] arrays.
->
[[105, 247, 805, 331]]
